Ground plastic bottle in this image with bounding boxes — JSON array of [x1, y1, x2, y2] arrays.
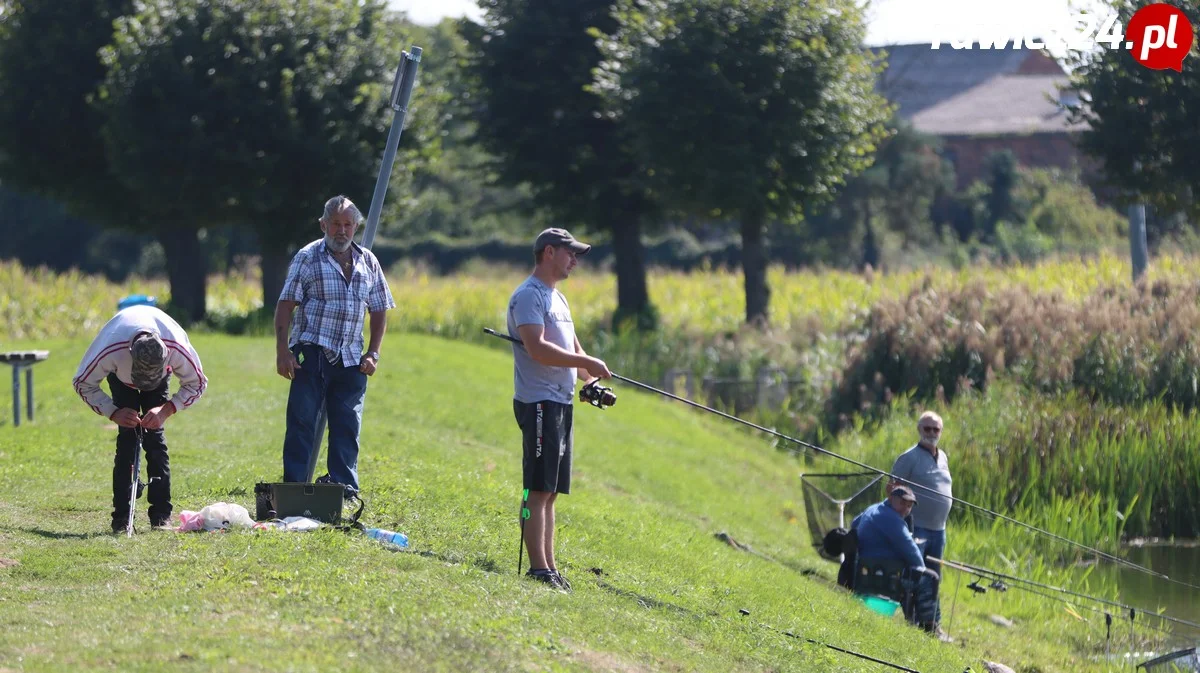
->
[[365, 527, 409, 548]]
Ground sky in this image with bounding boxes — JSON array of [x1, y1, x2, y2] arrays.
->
[[386, 0, 1113, 50]]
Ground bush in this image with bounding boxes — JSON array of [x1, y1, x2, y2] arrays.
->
[[825, 275, 1200, 433]]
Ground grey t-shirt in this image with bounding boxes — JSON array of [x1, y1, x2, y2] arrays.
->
[[891, 444, 953, 531], [507, 275, 577, 404]]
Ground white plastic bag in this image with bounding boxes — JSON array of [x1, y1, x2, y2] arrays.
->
[[198, 502, 254, 531]]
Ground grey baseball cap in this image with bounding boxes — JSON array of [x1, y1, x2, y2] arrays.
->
[[534, 228, 591, 255], [129, 332, 168, 391], [891, 485, 918, 503]]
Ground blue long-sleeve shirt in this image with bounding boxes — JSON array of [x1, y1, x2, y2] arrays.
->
[[851, 500, 926, 570]]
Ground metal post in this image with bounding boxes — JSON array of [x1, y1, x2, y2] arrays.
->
[[1129, 202, 1148, 283], [1129, 160, 1148, 284], [306, 46, 423, 482], [10, 365, 18, 427], [25, 366, 33, 421], [363, 46, 422, 249]]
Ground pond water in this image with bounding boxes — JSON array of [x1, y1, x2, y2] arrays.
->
[[1101, 543, 1200, 647]]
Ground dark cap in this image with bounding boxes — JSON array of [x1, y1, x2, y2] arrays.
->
[[129, 332, 168, 391], [534, 228, 591, 256], [890, 485, 918, 503]]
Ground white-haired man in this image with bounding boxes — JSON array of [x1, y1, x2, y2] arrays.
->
[[888, 410, 952, 633], [274, 195, 395, 496], [73, 305, 207, 532]]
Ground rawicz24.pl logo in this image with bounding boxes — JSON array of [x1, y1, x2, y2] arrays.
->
[[931, 2, 1194, 71]]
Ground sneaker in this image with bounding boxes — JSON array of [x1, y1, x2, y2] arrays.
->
[[551, 570, 572, 592], [525, 569, 567, 591]]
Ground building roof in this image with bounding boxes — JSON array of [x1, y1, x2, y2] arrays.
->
[[873, 43, 1067, 119], [908, 74, 1085, 136]]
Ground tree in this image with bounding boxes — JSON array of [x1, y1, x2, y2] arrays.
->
[[462, 0, 660, 330], [0, 0, 211, 318], [982, 150, 1018, 236], [815, 120, 953, 268], [94, 0, 434, 308], [380, 19, 549, 242], [1067, 1, 1200, 229], [597, 0, 891, 324]]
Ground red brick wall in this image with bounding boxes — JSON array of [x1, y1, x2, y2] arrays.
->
[[940, 132, 1101, 189]]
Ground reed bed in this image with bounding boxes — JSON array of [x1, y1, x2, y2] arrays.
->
[[825, 383, 1200, 540]]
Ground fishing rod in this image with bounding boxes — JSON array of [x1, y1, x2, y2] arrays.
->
[[930, 556, 1200, 633], [482, 327, 1200, 592], [944, 561, 1180, 640], [592, 562, 934, 672], [737, 609, 926, 673]]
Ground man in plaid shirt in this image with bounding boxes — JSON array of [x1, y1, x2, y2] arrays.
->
[[274, 195, 396, 496]]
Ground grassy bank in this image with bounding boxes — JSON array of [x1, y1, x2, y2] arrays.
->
[[6, 254, 1200, 542], [0, 334, 1165, 672]]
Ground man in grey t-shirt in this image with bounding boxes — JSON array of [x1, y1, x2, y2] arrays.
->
[[507, 227, 611, 591], [889, 410, 952, 632]]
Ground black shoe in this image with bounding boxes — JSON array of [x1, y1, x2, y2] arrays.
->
[[111, 521, 128, 534], [316, 473, 360, 500], [551, 570, 572, 592], [525, 569, 567, 591]]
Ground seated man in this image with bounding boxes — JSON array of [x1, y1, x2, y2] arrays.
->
[[850, 486, 939, 617]]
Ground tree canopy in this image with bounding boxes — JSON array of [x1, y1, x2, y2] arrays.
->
[[1068, 0, 1200, 220], [95, 0, 435, 307], [596, 0, 892, 324], [463, 0, 660, 328]]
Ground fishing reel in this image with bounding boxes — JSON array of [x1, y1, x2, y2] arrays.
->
[[580, 379, 617, 410]]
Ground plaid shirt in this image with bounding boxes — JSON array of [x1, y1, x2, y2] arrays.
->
[[280, 239, 395, 365]]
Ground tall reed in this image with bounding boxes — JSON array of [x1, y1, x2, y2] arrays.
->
[[825, 383, 1200, 539]]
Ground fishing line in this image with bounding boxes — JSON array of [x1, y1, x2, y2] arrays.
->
[[591, 566, 936, 672], [932, 557, 1200, 633], [943, 562, 1177, 640], [483, 327, 1200, 591], [737, 609, 926, 673]]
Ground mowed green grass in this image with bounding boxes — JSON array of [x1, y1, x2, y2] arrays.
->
[[0, 334, 1124, 672]]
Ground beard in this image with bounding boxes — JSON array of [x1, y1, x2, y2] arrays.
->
[[325, 234, 352, 253]]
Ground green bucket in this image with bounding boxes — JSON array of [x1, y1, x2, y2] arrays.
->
[[859, 595, 900, 617]]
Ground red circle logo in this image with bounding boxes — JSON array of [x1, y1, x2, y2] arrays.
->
[[1127, 3, 1194, 72]]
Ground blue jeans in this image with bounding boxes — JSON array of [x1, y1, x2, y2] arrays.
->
[[915, 527, 946, 563], [913, 527, 946, 624], [282, 344, 368, 492]]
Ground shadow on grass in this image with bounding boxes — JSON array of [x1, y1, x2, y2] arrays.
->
[[21, 527, 111, 540], [389, 544, 709, 617], [384, 545, 506, 575], [593, 576, 713, 620]]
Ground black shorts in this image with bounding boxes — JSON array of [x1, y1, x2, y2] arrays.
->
[[513, 399, 573, 494]]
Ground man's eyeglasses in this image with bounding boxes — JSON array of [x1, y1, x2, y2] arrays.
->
[[920, 426, 941, 434]]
